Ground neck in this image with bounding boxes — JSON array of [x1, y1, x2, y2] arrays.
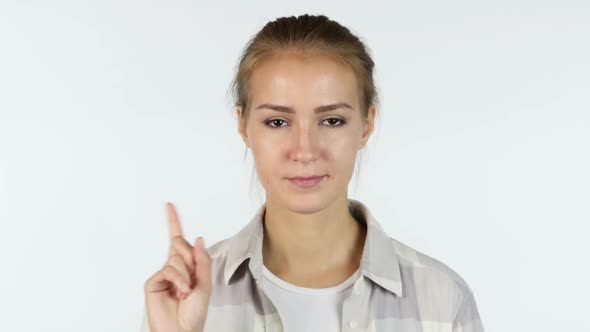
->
[[261, 196, 367, 284]]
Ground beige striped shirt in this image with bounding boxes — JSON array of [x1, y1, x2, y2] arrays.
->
[[141, 198, 484, 331]]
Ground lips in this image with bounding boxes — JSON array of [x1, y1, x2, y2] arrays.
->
[[287, 175, 326, 188], [287, 175, 325, 180]]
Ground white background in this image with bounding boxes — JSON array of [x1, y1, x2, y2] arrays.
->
[[1, 0, 588, 331]]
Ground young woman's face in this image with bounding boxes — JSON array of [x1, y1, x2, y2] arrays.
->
[[238, 50, 375, 213]]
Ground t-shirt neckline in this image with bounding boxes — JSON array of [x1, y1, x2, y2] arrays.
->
[[262, 264, 361, 295]]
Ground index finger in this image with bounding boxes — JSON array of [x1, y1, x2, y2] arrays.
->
[[166, 202, 184, 239]]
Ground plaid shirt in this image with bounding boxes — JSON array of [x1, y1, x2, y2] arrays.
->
[[141, 198, 484, 331]]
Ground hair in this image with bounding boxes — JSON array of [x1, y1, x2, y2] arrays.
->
[[226, 14, 381, 201]]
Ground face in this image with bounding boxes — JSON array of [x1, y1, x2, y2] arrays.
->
[[237, 50, 375, 214]]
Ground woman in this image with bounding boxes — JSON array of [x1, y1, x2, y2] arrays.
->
[[142, 14, 484, 332]]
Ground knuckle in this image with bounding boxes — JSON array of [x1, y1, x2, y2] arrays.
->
[[170, 253, 183, 262], [162, 264, 178, 277], [168, 255, 190, 275], [172, 245, 193, 264], [172, 235, 186, 246], [170, 238, 191, 257]]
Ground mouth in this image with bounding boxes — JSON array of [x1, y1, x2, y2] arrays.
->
[[287, 175, 326, 188]]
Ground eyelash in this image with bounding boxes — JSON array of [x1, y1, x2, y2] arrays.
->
[[264, 118, 347, 129]]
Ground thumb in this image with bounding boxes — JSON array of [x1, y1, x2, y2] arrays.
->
[[192, 236, 212, 295]]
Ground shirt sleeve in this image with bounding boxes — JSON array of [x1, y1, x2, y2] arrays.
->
[[452, 290, 485, 332]]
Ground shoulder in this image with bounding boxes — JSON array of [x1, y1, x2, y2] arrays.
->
[[388, 235, 478, 322], [390, 236, 474, 293], [388, 237, 485, 328]]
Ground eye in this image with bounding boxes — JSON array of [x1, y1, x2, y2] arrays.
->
[[265, 119, 288, 128], [323, 118, 346, 127], [264, 118, 347, 129]]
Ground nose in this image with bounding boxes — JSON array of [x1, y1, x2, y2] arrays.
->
[[289, 122, 319, 163]]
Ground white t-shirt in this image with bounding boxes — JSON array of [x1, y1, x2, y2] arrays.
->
[[260, 264, 361, 332]]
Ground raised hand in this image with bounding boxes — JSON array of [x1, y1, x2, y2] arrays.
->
[[144, 202, 212, 332]]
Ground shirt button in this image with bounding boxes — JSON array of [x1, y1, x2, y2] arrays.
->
[[348, 320, 358, 328]]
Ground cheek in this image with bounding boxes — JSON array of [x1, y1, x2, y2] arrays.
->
[[324, 144, 358, 180], [328, 136, 358, 160], [250, 140, 281, 181], [251, 138, 280, 163]]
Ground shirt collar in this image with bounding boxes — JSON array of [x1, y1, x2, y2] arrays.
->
[[223, 198, 403, 297]]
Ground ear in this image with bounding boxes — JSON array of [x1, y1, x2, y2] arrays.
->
[[359, 104, 376, 150], [236, 106, 250, 148]]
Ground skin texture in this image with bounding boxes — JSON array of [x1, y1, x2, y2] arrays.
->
[[237, 50, 376, 287]]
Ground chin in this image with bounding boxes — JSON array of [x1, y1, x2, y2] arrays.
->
[[282, 192, 336, 215], [289, 203, 326, 215]]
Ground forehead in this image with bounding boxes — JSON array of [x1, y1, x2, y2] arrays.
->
[[249, 51, 360, 108]]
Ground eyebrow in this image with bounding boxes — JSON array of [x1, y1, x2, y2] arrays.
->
[[255, 102, 353, 114]]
